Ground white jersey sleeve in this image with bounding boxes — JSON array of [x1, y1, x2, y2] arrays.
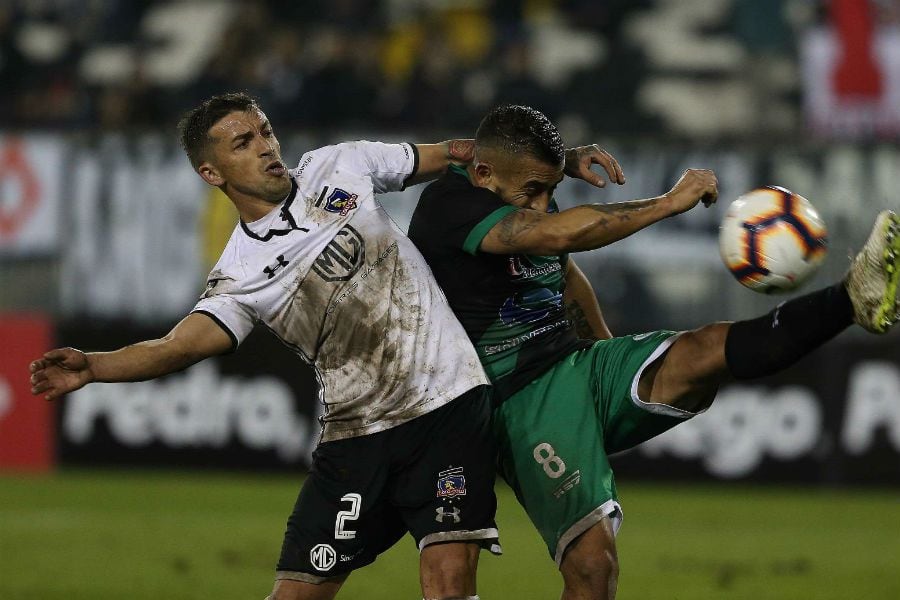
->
[[339, 141, 418, 193], [192, 292, 257, 349], [191, 240, 259, 349]]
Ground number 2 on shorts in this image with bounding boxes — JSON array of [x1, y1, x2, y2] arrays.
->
[[335, 493, 361, 539], [533, 442, 566, 479]]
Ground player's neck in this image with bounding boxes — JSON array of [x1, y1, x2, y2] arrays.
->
[[228, 188, 285, 223]]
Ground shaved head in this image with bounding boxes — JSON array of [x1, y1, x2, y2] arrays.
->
[[474, 105, 564, 167]]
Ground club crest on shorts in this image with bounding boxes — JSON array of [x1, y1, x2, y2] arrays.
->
[[324, 188, 358, 216], [310, 543, 336, 571], [436, 467, 466, 498]]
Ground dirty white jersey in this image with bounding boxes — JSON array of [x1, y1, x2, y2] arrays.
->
[[192, 141, 489, 443]]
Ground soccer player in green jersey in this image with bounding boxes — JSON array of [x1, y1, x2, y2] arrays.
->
[[407, 104, 900, 600]]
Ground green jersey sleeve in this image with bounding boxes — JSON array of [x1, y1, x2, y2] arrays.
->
[[410, 168, 520, 255]]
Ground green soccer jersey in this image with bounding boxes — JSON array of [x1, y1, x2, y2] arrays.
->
[[411, 167, 693, 562], [408, 166, 590, 400]]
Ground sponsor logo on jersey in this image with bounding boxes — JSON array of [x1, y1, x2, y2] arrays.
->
[[310, 543, 336, 571], [262, 254, 290, 279], [435, 506, 461, 523], [483, 319, 569, 355], [203, 278, 223, 297], [294, 154, 313, 180], [324, 188, 359, 216], [552, 470, 582, 499], [325, 241, 397, 314], [202, 270, 237, 298], [313, 225, 365, 282], [507, 256, 524, 276], [436, 466, 467, 498], [499, 288, 563, 326], [506, 255, 562, 280], [340, 548, 363, 563]]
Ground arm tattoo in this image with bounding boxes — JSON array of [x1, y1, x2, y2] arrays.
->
[[566, 300, 597, 340], [447, 139, 475, 163], [585, 199, 656, 223], [495, 210, 542, 247]]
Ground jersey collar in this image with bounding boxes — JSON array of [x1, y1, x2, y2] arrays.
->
[[448, 163, 472, 181], [239, 179, 308, 241]]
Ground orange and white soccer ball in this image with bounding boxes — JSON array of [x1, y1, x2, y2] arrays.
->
[[719, 186, 828, 293]]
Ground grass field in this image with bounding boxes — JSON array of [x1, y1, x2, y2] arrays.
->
[[1, 470, 898, 599]]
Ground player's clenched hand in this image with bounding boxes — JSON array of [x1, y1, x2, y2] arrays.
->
[[564, 145, 626, 188], [29, 347, 94, 401], [664, 169, 718, 214]]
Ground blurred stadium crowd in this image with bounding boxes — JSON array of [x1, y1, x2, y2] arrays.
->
[[0, 0, 868, 137], [2, 0, 900, 327]]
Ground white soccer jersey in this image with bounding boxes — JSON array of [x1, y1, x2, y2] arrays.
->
[[193, 141, 489, 443]]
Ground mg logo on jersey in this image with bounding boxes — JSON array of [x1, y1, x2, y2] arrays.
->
[[435, 507, 461, 524], [312, 225, 366, 282], [310, 543, 336, 571], [324, 188, 359, 216]]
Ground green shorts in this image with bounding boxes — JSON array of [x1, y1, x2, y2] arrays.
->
[[493, 330, 701, 565]]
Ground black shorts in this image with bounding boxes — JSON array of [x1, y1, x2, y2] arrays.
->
[[275, 386, 500, 583]]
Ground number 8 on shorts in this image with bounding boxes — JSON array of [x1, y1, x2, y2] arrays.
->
[[533, 442, 567, 479]]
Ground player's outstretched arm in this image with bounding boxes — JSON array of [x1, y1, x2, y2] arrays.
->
[[564, 258, 613, 341], [29, 312, 233, 401], [408, 142, 626, 189], [480, 168, 718, 256]]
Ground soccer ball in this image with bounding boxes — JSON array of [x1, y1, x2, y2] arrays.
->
[[719, 186, 828, 293]]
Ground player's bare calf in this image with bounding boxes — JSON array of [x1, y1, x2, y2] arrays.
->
[[560, 517, 618, 600]]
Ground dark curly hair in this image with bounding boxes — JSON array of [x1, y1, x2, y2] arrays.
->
[[474, 105, 564, 166], [177, 92, 260, 169]]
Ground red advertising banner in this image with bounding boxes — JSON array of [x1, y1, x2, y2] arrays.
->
[[0, 314, 54, 471], [801, 1, 900, 138]]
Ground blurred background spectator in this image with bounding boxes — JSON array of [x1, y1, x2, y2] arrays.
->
[[2, 0, 900, 327], [0, 0, 800, 136]]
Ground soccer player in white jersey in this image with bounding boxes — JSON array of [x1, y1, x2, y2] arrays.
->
[[29, 93, 618, 600], [29, 92, 499, 600]]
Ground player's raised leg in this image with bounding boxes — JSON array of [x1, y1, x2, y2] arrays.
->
[[640, 210, 900, 412]]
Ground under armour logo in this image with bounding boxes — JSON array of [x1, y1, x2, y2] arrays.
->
[[435, 507, 461, 524], [263, 255, 290, 279]]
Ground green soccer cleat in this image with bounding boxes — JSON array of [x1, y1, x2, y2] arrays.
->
[[845, 210, 900, 334]]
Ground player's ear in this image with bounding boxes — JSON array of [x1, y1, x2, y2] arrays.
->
[[198, 161, 224, 187], [473, 162, 493, 186]]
